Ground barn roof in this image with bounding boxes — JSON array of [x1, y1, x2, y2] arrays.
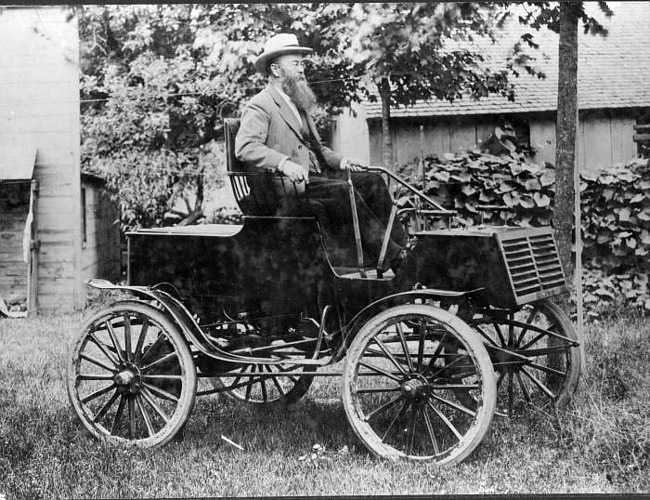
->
[[0, 142, 36, 182], [362, 2, 650, 119]]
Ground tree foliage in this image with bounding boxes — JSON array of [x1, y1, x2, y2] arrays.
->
[[76, 2, 613, 234]]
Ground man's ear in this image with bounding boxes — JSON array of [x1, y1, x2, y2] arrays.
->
[[268, 62, 279, 78]]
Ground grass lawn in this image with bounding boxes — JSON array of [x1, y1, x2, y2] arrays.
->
[[0, 308, 649, 498]]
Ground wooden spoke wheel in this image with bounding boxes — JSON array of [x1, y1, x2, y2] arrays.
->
[[206, 348, 316, 405], [470, 298, 581, 416], [67, 301, 197, 447], [342, 304, 496, 465]]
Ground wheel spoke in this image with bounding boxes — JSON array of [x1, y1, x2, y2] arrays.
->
[[396, 322, 416, 373], [81, 383, 116, 404], [528, 361, 567, 378], [515, 371, 532, 403], [431, 383, 480, 390], [135, 395, 154, 437], [359, 361, 402, 382], [259, 367, 268, 402], [363, 394, 403, 422], [416, 321, 426, 372], [356, 386, 400, 394], [142, 382, 180, 402], [406, 405, 418, 456], [111, 394, 127, 435], [496, 370, 506, 390], [266, 365, 286, 396], [421, 330, 449, 377], [123, 314, 132, 362], [140, 351, 178, 373], [422, 404, 440, 455], [507, 371, 514, 416], [493, 322, 507, 346], [427, 400, 464, 441], [381, 400, 410, 442], [78, 373, 115, 381], [105, 320, 127, 364], [93, 391, 120, 423], [141, 387, 171, 423], [429, 350, 470, 380], [520, 366, 556, 398], [372, 337, 409, 376], [225, 364, 250, 390], [80, 353, 116, 373], [515, 306, 539, 346], [142, 374, 183, 381], [430, 394, 476, 417], [519, 331, 546, 351], [88, 332, 120, 367], [245, 366, 254, 400], [139, 333, 167, 366], [133, 317, 150, 363], [472, 323, 501, 348], [127, 396, 135, 440]]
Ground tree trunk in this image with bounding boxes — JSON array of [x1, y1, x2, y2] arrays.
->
[[553, 2, 580, 281], [378, 77, 394, 171]]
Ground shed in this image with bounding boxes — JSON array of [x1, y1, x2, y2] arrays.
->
[[0, 6, 120, 314], [333, 1, 650, 171]]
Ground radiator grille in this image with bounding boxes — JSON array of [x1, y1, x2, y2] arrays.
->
[[500, 232, 566, 302]]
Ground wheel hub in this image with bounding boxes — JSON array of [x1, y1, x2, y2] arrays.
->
[[114, 368, 141, 394], [400, 378, 429, 402]]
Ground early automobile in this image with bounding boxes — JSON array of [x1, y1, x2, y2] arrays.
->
[[67, 119, 581, 466]]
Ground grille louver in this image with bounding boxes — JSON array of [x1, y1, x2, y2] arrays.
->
[[500, 232, 566, 303]]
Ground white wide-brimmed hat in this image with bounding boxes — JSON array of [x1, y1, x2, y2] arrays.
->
[[254, 33, 313, 75]]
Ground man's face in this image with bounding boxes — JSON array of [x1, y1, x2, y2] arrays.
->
[[272, 54, 307, 82]]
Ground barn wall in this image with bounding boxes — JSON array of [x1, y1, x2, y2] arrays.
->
[[0, 184, 30, 303], [363, 108, 644, 171], [80, 180, 121, 285], [0, 7, 82, 312]]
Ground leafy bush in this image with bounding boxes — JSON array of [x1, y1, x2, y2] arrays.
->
[[397, 151, 555, 228], [397, 153, 650, 316]]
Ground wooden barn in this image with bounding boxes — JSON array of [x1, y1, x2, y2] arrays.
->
[[334, 2, 650, 171], [0, 6, 120, 314]]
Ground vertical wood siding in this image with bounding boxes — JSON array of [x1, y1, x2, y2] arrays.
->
[[0, 7, 82, 311], [0, 184, 30, 302], [80, 180, 121, 285], [365, 109, 641, 171]]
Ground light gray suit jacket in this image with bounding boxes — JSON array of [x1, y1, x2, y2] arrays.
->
[[235, 84, 343, 173]]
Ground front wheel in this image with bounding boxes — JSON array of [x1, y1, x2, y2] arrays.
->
[[67, 301, 197, 447], [342, 304, 496, 465]]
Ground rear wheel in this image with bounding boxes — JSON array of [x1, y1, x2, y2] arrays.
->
[[470, 299, 581, 416], [342, 304, 496, 465], [207, 359, 315, 405], [67, 301, 197, 447]]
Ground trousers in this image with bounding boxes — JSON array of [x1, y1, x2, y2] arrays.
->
[[304, 171, 407, 267]]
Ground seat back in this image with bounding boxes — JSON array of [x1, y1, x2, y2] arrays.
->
[[224, 118, 309, 216]]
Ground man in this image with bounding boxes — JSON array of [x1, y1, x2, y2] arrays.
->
[[235, 33, 406, 272]]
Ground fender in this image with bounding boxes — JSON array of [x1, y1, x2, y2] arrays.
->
[[344, 287, 483, 342], [85, 279, 321, 366]]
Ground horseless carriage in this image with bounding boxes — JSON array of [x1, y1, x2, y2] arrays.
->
[[67, 119, 581, 466]]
